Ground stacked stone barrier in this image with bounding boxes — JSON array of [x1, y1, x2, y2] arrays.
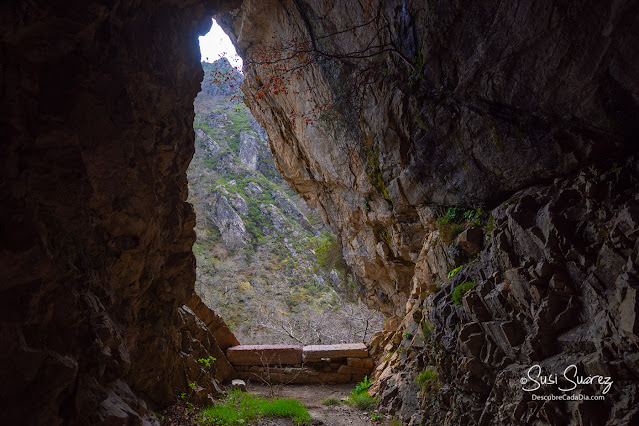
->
[[226, 343, 374, 384]]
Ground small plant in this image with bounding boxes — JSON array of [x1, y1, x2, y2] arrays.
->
[[198, 356, 217, 368], [485, 214, 495, 234], [447, 264, 465, 278], [403, 332, 413, 340], [416, 368, 439, 394], [188, 382, 197, 388], [349, 393, 377, 411], [353, 376, 373, 394], [180, 392, 186, 400], [389, 419, 402, 426], [322, 398, 341, 406], [451, 281, 478, 305], [348, 377, 378, 411], [436, 207, 487, 243], [371, 412, 384, 421]]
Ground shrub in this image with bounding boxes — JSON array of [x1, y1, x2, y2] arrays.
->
[[451, 281, 477, 305], [436, 207, 487, 244], [348, 377, 378, 411], [314, 233, 343, 270], [322, 398, 341, 406], [416, 368, 439, 394], [349, 393, 377, 411]]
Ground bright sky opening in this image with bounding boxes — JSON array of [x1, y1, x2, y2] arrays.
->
[[199, 18, 243, 70]]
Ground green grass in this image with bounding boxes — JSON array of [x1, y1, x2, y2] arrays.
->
[[416, 368, 439, 394], [202, 390, 312, 425], [348, 393, 377, 411], [229, 105, 253, 138], [447, 264, 464, 278], [322, 398, 341, 406], [348, 377, 378, 411], [451, 281, 477, 305], [436, 207, 487, 243]]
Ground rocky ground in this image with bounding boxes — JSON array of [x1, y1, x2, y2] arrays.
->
[[159, 383, 397, 426], [251, 383, 386, 425]]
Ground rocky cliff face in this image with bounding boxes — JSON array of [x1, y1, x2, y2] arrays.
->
[[0, 1, 239, 424], [221, 0, 639, 424]]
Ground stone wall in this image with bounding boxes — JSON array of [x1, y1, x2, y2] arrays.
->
[[227, 343, 374, 384]]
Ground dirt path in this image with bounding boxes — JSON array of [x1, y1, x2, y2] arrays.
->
[[249, 383, 394, 426]]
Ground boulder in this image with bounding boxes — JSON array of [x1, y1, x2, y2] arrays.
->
[[303, 343, 369, 361]]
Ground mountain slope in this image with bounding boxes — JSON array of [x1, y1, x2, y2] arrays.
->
[[188, 60, 383, 345]]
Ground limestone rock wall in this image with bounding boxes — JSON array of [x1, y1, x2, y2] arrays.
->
[[221, 0, 639, 424], [0, 1, 239, 424], [221, 0, 639, 318]]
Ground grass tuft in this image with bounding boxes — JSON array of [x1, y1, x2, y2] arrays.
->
[[202, 390, 312, 425], [416, 368, 439, 394], [348, 377, 378, 411], [451, 281, 477, 305], [349, 393, 377, 411], [322, 398, 341, 406]]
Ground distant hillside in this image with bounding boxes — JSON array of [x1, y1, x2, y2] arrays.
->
[[188, 60, 383, 345], [200, 58, 242, 97]]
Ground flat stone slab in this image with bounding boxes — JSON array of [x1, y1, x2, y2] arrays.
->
[[303, 343, 369, 361], [236, 367, 352, 384], [227, 345, 302, 366]]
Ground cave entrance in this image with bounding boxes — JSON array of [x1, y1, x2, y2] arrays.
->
[[188, 18, 384, 347]]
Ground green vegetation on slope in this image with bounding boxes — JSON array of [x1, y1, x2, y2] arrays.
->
[[451, 281, 478, 305], [188, 72, 383, 345]]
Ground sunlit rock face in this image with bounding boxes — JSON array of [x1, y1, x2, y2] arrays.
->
[[221, 0, 639, 423], [0, 0, 239, 424], [221, 0, 638, 317]]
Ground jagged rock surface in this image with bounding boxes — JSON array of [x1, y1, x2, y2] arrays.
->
[[222, 0, 639, 424], [369, 162, 639, 424]]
